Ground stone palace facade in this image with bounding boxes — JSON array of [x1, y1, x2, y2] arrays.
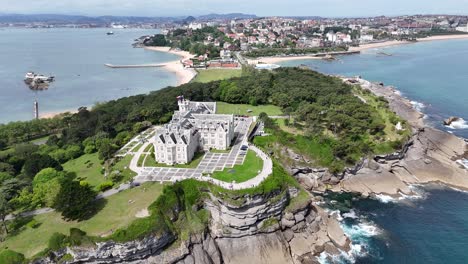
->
[[154, 97, 234, 165]]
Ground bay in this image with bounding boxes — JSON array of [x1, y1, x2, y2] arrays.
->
[[0, 28, 178, 123]]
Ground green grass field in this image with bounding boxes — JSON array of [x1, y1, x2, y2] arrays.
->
[[62, 153, 106, 189], [216, 102, 283, 116], [2, 183, 164, 258], [193, 69, 242, 83], [144, 152, 205, 168], [211, 150, 263, 183], [112, 155, 137, 183], [275, 118, 304, 135]]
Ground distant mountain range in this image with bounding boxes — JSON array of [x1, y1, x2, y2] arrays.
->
[[0, 13, 257, 24]]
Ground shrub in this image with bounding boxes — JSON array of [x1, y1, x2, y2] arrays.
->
[[97, 181, 114, 192], [48, 232, 68, 251], [26, 219, 40, 229], [69, 228, 88, 246], [0, 249, 25, 264]]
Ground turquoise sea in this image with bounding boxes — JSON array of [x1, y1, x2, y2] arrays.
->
[[280, 40, 468, 264], [0, 28, 177, 123]]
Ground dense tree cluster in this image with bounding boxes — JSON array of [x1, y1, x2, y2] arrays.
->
[[244, 46, 348, 58], [144, 26, 226, 56]]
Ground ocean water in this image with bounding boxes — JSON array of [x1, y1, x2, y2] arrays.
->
[[321, 186, 468, 264], [280, 39, 468, 139], [280, 40, 468, 264], [0, 28, 178, 123]]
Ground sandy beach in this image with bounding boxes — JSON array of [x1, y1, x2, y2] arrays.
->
[[254, 34, 468, 64], [144, 46, 197, 85], [350, 34, 468, 52], [41, 109, 77, 119], [249, 55, 322, 64]]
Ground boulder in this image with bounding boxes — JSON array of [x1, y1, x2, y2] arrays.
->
[[281, 217, 296, 229], [289, 236, 311, 257], [443, 116, 460, 126], [326, 218, 350, 250], [294, 212, 305, 223]]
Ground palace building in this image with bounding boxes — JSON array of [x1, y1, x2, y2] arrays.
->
[[153, 96, 234, 165]]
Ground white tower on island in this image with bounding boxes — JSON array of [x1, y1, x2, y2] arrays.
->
[[34, 100, 39, 119]]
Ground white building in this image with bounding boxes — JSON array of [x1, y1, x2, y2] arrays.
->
[[360, 34, 374, 42], [456, 24, 468, 33], [326, 31, 337, 42], [189, 22, 203, 30], [154, 97, 234, 165]]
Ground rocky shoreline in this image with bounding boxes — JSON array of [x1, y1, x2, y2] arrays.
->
[[291, 77, 467, 199], [338, 78, 468, 197]]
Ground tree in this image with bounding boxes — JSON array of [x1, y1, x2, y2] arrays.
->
[[98, 138, 118, 161], [0, 249, 25, 264], [53, 179, 96, 221], [22, 153, 62, 178], [32, 168, 67, 207], [0, 193, 11, 234], [33, 168, 63, 186], [0, 178, 25, 200]]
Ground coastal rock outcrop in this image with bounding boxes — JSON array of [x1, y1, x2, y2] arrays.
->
[[335, 79, 468, 196], [443, 116, 461, 126], [39, 188, 351, 264], [34, 231, 176, 264]]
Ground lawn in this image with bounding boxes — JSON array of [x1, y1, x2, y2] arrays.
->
[[143, 153, 159, 167], [144, 151, 205, 169], [211, 150, 263, 183], [216, 102, 283, 116], [2, 182, 165, 258], [193, 69, 242, 83], [62, 153, 106, 189], [275, 118, 304, 135], [29, 136, 50, 145], [112, 155, 137, 182]]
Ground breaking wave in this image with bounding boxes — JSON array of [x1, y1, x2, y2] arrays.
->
[[374, 186, 426, 204], [446, 118, 468, 130], [318, 209, 382, 264], [456, 159, 468, 170], [374, 194, 395, 204], [410, 100, 425, 112]]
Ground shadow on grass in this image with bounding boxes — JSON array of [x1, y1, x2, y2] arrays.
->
[[76, 198, 108, 222]]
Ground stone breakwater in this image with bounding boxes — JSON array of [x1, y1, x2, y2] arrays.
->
[[35, 189, 350, 264]]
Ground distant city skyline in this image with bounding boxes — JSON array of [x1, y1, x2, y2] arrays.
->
[[2, 0, 468, 18]]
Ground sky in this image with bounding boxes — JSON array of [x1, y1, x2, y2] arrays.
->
[[1, 0, 468, 17]]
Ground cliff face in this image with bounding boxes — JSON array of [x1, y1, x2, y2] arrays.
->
[[39, 189, 350, 264], [164, 189, 350, 264]]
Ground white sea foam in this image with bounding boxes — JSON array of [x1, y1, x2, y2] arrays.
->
[[328, 209, 344, 221], [393, 90, 402, 96], [343, 209, 359, 219], [374, 194, 396, 203], [456, 159, 468, 169], [449, 186, 468, 194], [410, 100, 425, 112], [341, 219, 381, 240], [446, 118, 468, 130]]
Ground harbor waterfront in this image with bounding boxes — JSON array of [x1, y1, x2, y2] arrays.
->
[[277, 39, 468, 263], [0, 28, 179, 124]]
